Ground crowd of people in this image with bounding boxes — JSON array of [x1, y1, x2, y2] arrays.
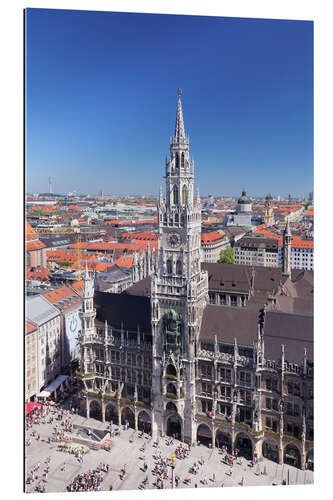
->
[[26, 456, 52, 493], [67, 468, 105, 492], [57, 443, 88, 463]]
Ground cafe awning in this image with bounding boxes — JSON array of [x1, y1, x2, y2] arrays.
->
[[25, 402, 41, 416], [39, 375, 68, 398]]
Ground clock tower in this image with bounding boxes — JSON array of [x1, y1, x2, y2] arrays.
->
[[151, 89, 208, 444]]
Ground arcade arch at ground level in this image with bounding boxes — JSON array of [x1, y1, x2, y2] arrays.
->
[[262, 438, 279, 463], [284, 442, 302, 469], [234, 432, 254, 460], [215, 429, 232, 452], [89, 399, 102, 420], [121, 407, 135, 429], [138, 410, 152, 433], [197, 423, 213, 447], [166, 413, 182, 440], [104, 403, 118, 425]]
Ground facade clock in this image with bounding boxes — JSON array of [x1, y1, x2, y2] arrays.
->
[[168, 233, 181, 247]]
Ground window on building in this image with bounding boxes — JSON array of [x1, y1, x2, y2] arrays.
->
[[219, 403, 231, 417], [201, 364, 212, 379], [220, 386, 231, 399], [230, 295, 237, 307], [220, 367, 232, 382], [239, 371, 251, 386], [266, 377, 278, 392], [220, 294, 226, 305], [176, 260, 182, 275], [173, 185, 179, 205], [265, 417, 278, 432], [182, 185, 187, 205], [175, 153, 180, 170], [239, 390, 251, 404], [201, 399, 213, 413], [167, 259, 172, 274], [202, 382, 212, 395]]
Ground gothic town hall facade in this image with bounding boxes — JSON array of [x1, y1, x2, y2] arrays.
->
[[77, 90, 314, 471]]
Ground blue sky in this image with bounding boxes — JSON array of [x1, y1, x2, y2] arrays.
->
[[25, 9, 313, 197]]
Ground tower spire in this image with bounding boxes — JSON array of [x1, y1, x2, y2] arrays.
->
[[174, 88, 186, 144], [282, 220, 292, 277]]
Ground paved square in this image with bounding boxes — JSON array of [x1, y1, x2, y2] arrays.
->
[[25, 406, 314, 493]]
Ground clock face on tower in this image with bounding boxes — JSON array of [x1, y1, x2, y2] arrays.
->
[[168, 233, 181, 247]]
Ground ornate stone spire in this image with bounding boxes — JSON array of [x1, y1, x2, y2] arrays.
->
[[174, 88, 186, 144], [284, 219, 291, 236], [159, 183, 164, 205], [282, 220, 292, 277]]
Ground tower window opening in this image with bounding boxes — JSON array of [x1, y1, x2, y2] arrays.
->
[[181, 152, 185, 168], [173, 185, 179, 205], [176, 260, 182, 275], [182, 185, 187, 205], [167, 259, 173, 274], [175, 153, 180, 170]]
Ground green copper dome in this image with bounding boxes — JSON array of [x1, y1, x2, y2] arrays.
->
[[238, 189, 251, 204]]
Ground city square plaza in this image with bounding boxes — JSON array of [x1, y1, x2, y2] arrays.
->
[[25, 402, 313, 493]]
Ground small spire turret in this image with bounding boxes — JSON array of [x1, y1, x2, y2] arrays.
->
[[173, 88, 186, 144]]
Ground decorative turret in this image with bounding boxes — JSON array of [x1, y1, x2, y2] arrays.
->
[[79, 263, 96, 373], [264, 193, 274, 225], [173, 87, 188, 145], [282, 220, 292, 277]]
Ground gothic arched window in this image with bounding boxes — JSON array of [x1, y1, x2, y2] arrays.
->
[[181, 152, 185, 168], [175, 153, 180, 170], [167, 259, 172, 274], [182, 185, 187, 205], [173, 185, 179, 205], [176, 260, 182, 275], [175, 213, 179, 224]]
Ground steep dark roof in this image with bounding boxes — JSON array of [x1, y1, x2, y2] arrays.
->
[[200, 305, 313, 364], [264, 310, 313, 363], [202, 262, 283, 295], [236, 237, 279, 251], [124, 276, 151, 297], [94, 291, 151, 333], [200, 305, 260, 345]]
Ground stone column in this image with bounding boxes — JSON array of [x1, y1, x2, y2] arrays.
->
[[211, 424, 215, 448], [254, 438, 263, 461], [117, 402, 121, 427], [86, 399, 90, 419], [101, 400, 105, 423], [134, 409, 138, 431]]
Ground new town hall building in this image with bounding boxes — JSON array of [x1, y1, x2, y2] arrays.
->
[[77, 90, 314, 470]]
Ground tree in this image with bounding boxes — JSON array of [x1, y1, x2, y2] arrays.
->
[[218, 246, 236, 264]]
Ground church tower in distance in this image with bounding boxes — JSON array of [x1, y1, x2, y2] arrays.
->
[[150, 89, 208, 444]]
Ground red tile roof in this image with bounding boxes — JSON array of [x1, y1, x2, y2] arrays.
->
[[201, 231, 226, 244], [26, 266, 51, 282], [70, 280, 84, 297], [26, 239, 46, 251], [43, 285, 81, 312], [26, 221, 39, 240], [26, 319, 37, 334], [114, 256, 134, 268]]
